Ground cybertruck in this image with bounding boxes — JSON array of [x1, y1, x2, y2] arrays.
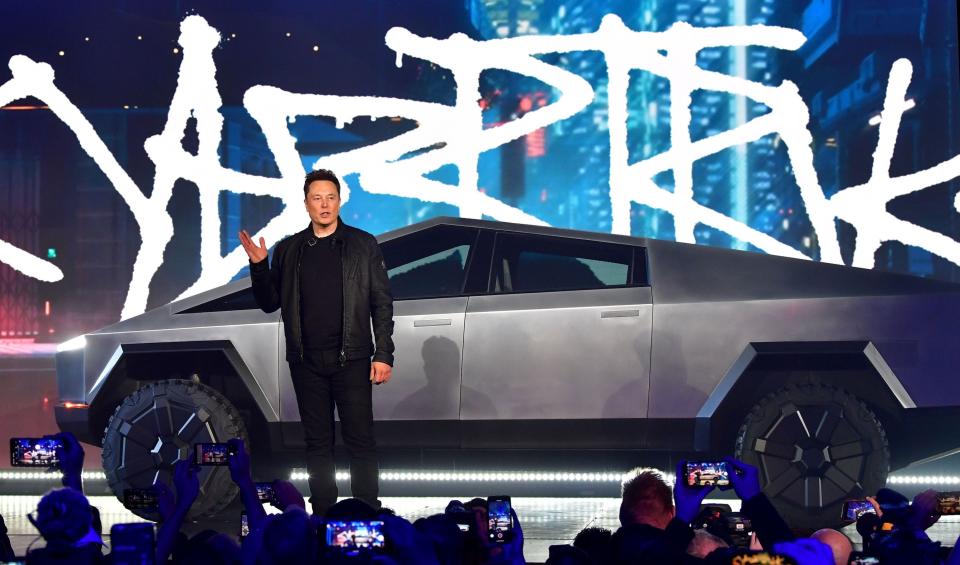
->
[[56, 217, 960, 527]]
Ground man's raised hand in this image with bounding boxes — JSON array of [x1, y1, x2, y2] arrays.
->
[[239, 229, 268, 263]]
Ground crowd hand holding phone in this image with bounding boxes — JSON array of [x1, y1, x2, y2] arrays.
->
[[723, 456, 762, 501], [50, 432, 84, 491], [172, 458, 200, 512], [485, 507, 525, 565], [674, 460, 716, 523], [771, 538, 834, 565], [155, 459, 200, 564], [269, 479, 305, 512], [225, 438, 251, 483], [224, 438, 268, 531], [375, 513, 441, 564], [907, 489, 941, 532], [152, 481, 176, 523]]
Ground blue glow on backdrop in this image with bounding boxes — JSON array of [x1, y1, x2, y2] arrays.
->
[[0, 0, 957, 341]]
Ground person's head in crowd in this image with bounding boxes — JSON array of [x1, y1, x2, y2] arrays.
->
[[176, 529, 241, 565], [28, 487, 101, 550], [257, 507, 318, 564], [325, 497, 378, 522], [572, 526, 613, 563], [443, 499, 486, 565], [687, 527, 729, 558], [874, 487, 911, 525], [619, 467, 674, 529], [810, 528, 852, 565], [855, 511, 879, 551], [413, 514, 463, 565], [868, 487, 944, 564], [771, 538, 835, 565], [693, 504, 736, 546], [546, 544, 593, 564]]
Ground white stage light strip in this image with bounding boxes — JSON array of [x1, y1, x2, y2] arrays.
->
[[289, 470, 676, 484], [887, 475, 960, 486], [0, 471, 108, 481], [3, 470, 955, 487]]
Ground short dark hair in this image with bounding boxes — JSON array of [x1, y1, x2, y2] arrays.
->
[[573, 526, 614, 563], [303, 169, 341, 197]]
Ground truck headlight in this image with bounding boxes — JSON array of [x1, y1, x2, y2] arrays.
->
[[56, 335, 86, 353]]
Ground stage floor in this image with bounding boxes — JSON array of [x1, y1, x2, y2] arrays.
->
[[2, 494, 959, 562]]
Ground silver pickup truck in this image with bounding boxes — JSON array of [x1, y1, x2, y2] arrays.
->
[[55, 216, 960, 527]]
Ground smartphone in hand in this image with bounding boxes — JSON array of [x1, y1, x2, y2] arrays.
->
[[841, 499, 877, 521], [684, 460, 731, 489], [123, 487, 160, 513], [255, 482, 276, 504], [10, 437, 63, 468], [194, 442, 234, 466], [325, 520, 385, 554], [487, 495, 513, 543], [111, 522, 155, 565]]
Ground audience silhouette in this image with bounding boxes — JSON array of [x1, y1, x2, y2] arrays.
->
[[1, 432, 958, 563]]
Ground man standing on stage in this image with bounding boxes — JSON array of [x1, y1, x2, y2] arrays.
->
[[239, 169, 394, 516]]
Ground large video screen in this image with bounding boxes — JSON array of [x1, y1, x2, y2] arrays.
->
[[0, 0, 957, 343]]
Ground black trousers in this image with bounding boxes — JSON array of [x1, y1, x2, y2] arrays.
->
[[289, 350, 379, 514]]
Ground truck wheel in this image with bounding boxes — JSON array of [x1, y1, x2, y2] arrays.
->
[[734, 383, 889, 530], [101, 379, 248, 520]]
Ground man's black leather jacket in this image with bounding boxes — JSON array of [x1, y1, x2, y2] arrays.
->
[[249, 219, 395, 366]]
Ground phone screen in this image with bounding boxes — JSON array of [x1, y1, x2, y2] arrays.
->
[[725, 513, 754, 548], [684, 461, 731, 487], [937, 492, 960, 515], [451, 513, 474, 533], [110, 523, 155, 565], [194, 443, 231, 466], [10, 438, 62, 468], [841, 499, 876, 521], [240, 512, 249, 539], [123, 488, 159, 512], [325, 521, 385, 551], [487, 496, 513, 543], [255, 482, 275, 504]]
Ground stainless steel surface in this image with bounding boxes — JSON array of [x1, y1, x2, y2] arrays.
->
[[413, 319, 453, 327], [600, 309, 640, 318], [55, 216, 960, 469], [82, 317, 282, 421], [651, 294, 956, 417], [373, 297, 467, 421], [863, 341, 917, 409], [461, 287, 652, 420], [377, 216, 648, 248]]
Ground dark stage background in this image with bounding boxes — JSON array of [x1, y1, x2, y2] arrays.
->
[[0, 0, 958, 463]]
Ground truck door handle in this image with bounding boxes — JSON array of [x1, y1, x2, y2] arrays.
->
[[600, 309, 640, 319], [414, 318, 453, 327]]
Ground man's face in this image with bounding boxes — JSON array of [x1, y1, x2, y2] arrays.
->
[[304, 180, 340, 228]]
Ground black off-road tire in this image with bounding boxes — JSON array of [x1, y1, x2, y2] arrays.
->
[[734, 382, 889, 530], [101, 379, 248, 520]]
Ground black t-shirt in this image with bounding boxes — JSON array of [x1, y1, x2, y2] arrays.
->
[[299, 224, 344, 352]]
